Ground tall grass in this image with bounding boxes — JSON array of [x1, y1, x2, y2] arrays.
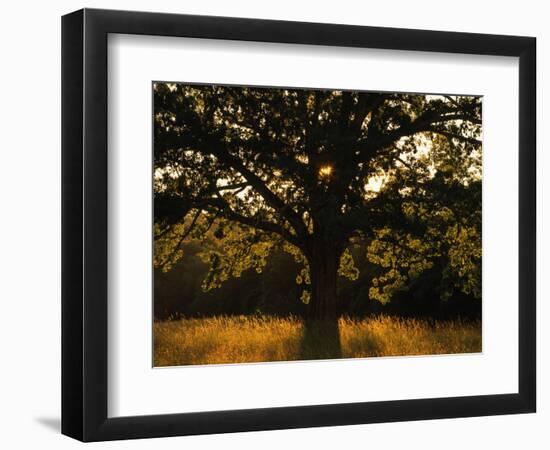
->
[[154, 315, 481, 367]]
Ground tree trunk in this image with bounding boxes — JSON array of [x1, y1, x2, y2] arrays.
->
[[307, 242, 340, 320]]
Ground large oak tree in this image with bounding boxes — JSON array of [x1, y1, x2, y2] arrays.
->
[[154, 83, 482, 320]]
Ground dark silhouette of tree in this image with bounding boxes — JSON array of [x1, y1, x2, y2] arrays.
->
[[154, 83, 481, 320]]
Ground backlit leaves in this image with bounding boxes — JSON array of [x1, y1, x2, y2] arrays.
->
[[153, 84, 482, 306]]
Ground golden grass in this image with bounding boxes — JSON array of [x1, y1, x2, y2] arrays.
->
[[153, 315, 481, 367]]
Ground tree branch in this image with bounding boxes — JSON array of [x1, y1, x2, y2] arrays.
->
[[157, 209, 202, 270], [205, 140, 309, 239], [356, 109, 481, 163], [205, 201, 303, 249], [427, 129, 482, 146]]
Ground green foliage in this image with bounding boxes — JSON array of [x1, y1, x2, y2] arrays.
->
[[198, 223, 277, 291], [338, 248, 360, 281], [367, 228, 434, 304], [446, 224, 482, 298], [154, 222, 185, 273]]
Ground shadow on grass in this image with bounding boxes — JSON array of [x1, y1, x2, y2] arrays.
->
[[300, 318, 342, 360]]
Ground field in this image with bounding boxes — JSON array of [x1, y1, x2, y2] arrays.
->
[[154, 315, 482, 366]]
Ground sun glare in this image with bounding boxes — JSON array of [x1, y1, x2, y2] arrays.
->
[[319, 165, 333, 178]]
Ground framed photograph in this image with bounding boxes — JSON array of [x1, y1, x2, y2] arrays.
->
[[61, 8, 536, 441]]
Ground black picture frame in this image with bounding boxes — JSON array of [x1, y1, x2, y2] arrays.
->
[[61, 8, 536, 442]]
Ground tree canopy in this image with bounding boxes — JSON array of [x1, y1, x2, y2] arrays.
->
[[153, 83, 482, 319]]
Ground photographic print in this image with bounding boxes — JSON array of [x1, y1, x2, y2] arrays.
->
[[153, 83, 482, 367]]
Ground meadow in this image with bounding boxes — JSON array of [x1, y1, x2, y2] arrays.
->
[[153, 315, 482, 366]]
